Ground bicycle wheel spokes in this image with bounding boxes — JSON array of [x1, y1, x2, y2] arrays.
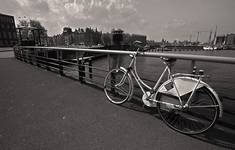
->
[[158, 87, 219, 134], [104, 69, 133, 104]]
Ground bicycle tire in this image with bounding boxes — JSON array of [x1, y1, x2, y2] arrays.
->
[[104, 68, 133, 104], [157, 86, 219, 134]]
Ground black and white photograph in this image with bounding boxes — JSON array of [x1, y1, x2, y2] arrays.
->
[[0, 0, 235, 149]]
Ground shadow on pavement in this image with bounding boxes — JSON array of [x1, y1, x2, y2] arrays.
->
[[119, 98, 235, 149], [191, 127, 235, 149]]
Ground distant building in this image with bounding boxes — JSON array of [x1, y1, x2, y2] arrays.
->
[[73, 28, 85, 46], [225, 33, 235, 49], [48, 27, 147, 49], [0, 13, 17, 47], [130, 34, 147, 45], [63, 27, 73, 46], [122, 33, 147, 49], [48, 27, 102, 47], [215, 35, 226, 46]]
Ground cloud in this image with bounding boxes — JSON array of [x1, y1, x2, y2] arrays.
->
[[163, 19, 187, 30], [2, 0, 145, 36], [160, 19, 193, 40]]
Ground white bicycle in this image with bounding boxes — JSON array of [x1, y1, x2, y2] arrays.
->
[[104, 41, 223, 134]]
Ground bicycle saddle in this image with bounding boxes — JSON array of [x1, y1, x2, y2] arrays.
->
[[133, 41, 144, 48], [133, 40, 143, 45]]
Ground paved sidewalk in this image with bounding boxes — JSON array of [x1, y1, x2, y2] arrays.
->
[[1, 58, 235, 149]]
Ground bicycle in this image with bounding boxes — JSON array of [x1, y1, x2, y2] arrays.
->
[[104, 41, 223, 135]]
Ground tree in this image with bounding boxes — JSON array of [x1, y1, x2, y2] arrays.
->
[[17, 19, 30, 40], [101, 33, 112, 46], [17, 18, 47, 45], [18, 19, 29, 27], [29, 20, 46, 31]]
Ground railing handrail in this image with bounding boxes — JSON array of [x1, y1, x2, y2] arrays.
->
[[19, 46, 235, 64]]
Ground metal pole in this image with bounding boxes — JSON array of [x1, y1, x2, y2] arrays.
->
[[190, 60, 196, 74], [76, 52, 79, 79], [59, 50, 64, 76], [107, 54, 111, 71], [57, 50, 63, 76], [29, 48, 33, 64], [33, 48, 36, 65], [36, 49, 40, 67], [23, 49, 27, 63], [78, 59, 85, 83], [89, 58, 93, 79], [45, 50, 50, 71]]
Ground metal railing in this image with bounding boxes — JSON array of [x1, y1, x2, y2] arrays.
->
[[14, 46, 235, 84], [13, 45, 235, 100], [19, 46, 235, 63]]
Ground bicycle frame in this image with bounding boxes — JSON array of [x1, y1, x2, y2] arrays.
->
[[120, 52, 171, 98], [118, 52, 210, 108]]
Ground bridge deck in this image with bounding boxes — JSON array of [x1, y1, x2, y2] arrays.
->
[[0, 56, 235, 149]]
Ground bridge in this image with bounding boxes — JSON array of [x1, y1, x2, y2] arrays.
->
[[1, 47, 235, 149]]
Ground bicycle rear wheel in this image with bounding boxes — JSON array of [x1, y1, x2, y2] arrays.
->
[[104, 69, 133, 104], [157, 86, 219, 134]]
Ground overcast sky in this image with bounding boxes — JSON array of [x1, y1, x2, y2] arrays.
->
[[1, 0, 235, 42]]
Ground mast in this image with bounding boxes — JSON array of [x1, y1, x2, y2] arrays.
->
[[208, 29, 212, 45], [212, 25, 217, 45]]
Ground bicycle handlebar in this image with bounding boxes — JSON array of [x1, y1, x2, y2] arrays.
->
[[133, 41, 145, 55]]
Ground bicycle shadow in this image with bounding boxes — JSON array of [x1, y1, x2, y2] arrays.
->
[[120, 98, 235, 150], [190, 127, 235, 149]]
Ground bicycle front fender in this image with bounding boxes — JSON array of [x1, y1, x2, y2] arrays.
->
[[157, 76, 223, 117]]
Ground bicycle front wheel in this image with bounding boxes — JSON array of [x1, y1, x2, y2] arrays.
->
[[104, 69, 133, 104], [157, 86, 219, 134]]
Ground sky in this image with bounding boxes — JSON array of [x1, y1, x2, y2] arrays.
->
[[1, 0, 235, 42]]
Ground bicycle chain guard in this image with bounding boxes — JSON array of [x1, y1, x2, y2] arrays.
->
[[142, 91, 157, 107]]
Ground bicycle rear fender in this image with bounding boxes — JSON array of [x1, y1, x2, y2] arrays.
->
[[157, 76, 223, 117]]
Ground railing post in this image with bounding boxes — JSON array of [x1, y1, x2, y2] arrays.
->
[[22, 49, 26, 62], [60, 50, 64, 76], [13, 47, 18, 60], [36, 49, 41, 67], [190, 60, 196, 74], [27, 49, 31, 63], [20, 48, 23, 61], [76, 52, 79, 79], [32, 48, 37, 65], [25, 49, 29, 63], [78, 58, 85, 83], [21, 48, 24, 61], [89, 58, 93, 79], [45, 50, 50, 71], [107, 54, 117, 93], [29, 49, 33, 65], [57, 50, 64, 76], [107, 54, 111, 71], [76, 52, 85, 83], [78, 59, 82, 82]]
